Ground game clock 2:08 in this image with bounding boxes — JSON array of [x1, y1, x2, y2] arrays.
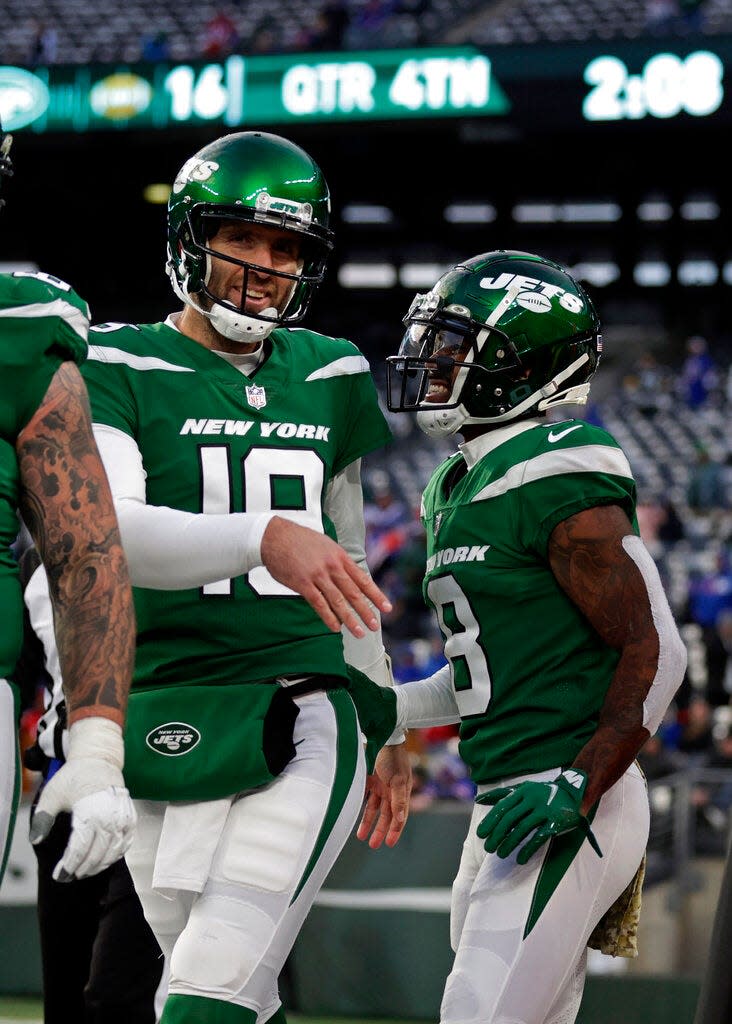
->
[[582, 50, 724, 121]]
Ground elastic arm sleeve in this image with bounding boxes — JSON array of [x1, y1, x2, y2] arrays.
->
[[93, 424, 274, 590], [327, 462, 405, 745], [394, 665, 461, 732], [325, 459, 367, 564], [622, 535, 687, 735]]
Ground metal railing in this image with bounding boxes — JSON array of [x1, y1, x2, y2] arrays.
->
[[646, 766, 732, 908]]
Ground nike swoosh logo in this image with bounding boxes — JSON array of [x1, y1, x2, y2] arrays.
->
[[547, 424, 583, 443]]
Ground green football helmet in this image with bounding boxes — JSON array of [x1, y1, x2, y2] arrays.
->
[[386, 250, 601, 438], [0, 117, 13, 213], [167, 131, 334, 343]]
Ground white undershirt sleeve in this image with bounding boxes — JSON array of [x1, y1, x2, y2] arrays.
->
[[93, 423, 274, 590], [326, 461, 405, 744], [622, 534, 688, 735], [394, 664, 461, 731]]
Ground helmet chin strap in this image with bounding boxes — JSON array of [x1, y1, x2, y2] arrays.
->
[[169, 262, 280, 343], [209, 302, 278, 343], [417, 285, 524, 439], [202, 250, 281, 343], [416, 403, 470, 438], [417, 352, 592, 437]]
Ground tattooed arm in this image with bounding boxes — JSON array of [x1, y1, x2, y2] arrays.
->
[[16, 362, 138, 880], [548, 504, 686, 815], [15, 361, 135, 724]]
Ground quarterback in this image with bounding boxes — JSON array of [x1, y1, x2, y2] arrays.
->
[[0, 120, 136, 887], [372, 250, 687, 1024], [73, 131, 409, 1024]]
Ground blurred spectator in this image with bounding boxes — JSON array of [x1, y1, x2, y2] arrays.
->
[[679, 335, 719, 409], [637, 732, 685, 780], [686, 549, 732, 628], [201, 7, 239, 58], [644, 0, 678, 33], [392, 634, 446, 683], [419, 739, 475, 802], [353, 0, 395, 31], [346, 0, 396, 45], [621, 350, 675, 417], [677, 695, 715, 754], [396, 0, 429, 41], [687, 445, 729, 512], [28, 19, 58, 66], [699, 608, 732, 707], [377, 518, 432, 643], [141, 31, 171, 62], [250, 20, 279, 54], [678, 0, 707, 32], [296, 3, 349, 50], [657, 498, 686, 542], [645, 0, 708, 34], [690, 705, 732, 853], [363, 469, 410, 577], [637, 492, 685, 553]]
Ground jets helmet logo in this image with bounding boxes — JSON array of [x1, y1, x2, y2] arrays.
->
[[479, 272, 585, 314], [171, 157, 219, 194]]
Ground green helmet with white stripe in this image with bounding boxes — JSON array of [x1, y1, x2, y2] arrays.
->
[[167, 131, 334, 343], [386, 250, 601, 438]]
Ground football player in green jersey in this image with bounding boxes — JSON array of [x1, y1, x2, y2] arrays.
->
[[0, 119, 137, 888], [66, 131, 410, 1024], [375, 250, 687, 1024]]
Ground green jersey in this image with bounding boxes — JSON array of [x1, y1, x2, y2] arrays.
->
[[83, 320, 391, 691], [0, 271, 89, 676], [420, 418, 637, 784]]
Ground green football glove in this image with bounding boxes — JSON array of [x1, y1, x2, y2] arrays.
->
[[475, 768, 603, 865]]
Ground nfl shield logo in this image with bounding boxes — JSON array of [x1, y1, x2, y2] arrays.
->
[[246, 384, 267, 409], [434, 512, 443, 536]]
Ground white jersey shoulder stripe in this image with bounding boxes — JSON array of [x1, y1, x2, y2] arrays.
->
[[470, 444, 634, 503], [0, 298, 89, 341], [87, 345, 195, 373], [305, 354, 370, 381]]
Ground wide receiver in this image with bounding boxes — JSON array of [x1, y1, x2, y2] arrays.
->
[[369, 249, 687, 1024], [67, 131, 410, 1024], [0, 119, 136, 886]]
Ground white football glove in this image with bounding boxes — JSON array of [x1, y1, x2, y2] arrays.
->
[[29, 717, 137, 882]]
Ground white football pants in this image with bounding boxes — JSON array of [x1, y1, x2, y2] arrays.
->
[[126, 689, 366, 1020], [444, 762, 649, 1024], [0, 678, 20, 886]]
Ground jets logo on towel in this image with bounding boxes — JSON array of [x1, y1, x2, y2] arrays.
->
[[146, 722, 201, 756]]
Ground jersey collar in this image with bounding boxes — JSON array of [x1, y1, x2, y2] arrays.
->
[[459, 417, 545, 470]]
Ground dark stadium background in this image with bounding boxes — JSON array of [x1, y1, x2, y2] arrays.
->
[[4, 107, 732, 349]]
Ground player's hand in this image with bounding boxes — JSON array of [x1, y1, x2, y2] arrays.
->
[[261, 516, 392, 638], [475, 768, 602, 865], [29, 718, 136, 881], [357, 742, 412, 849]]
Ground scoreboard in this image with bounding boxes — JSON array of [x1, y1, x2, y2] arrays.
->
[[0, 48, 508, 131], [1, 37, 731, 135]]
